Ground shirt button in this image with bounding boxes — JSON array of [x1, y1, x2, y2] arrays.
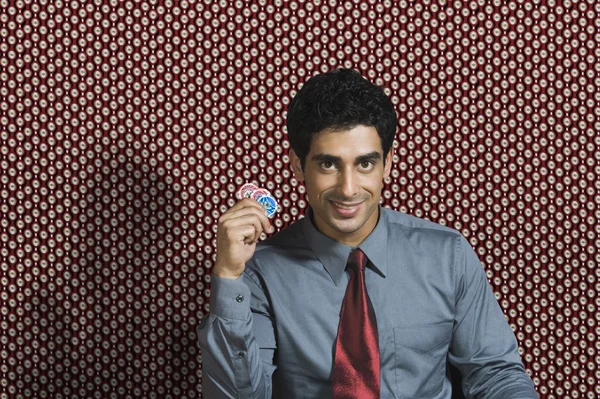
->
[[237, 352, 245, 358], [235, 295, 244, 303]]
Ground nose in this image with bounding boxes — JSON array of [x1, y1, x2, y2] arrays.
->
[[337, 168, 359, 199]]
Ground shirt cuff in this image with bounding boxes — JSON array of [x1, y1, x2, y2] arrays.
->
[[209, 273, 252, 321]]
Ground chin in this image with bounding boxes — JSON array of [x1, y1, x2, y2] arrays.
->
[[326, 214, 368, 234]]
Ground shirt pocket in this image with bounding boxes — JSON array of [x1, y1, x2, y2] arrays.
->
[[393, 323, 452, 399]]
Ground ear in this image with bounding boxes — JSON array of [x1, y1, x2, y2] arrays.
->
[[383, 149, 393, 179], [289, 149, 305, 182]]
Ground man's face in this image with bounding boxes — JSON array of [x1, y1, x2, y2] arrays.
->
[[290, 125, 393, 247]]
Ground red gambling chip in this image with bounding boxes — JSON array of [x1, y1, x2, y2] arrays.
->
[[236, 183, 259, 199], [251, 188, 271, 201]]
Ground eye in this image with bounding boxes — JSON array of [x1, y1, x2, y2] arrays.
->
[[321, 161, 335, 169], [360, 161, 375, 170]]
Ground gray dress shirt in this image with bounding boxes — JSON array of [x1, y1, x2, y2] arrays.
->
[[198, 206, 538, 398]]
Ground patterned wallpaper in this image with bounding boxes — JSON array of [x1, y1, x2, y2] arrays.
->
[[1, 0, 599, 398]]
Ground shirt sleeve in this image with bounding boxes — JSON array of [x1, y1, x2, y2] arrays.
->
[[197, 270, 277, 399], [448, 236, 539, 399]]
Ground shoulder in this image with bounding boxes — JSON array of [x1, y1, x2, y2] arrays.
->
[[246, 216, 312, 270], [382, 206, 462, 239], [381, 208, 473, 285], [255, 216, 307, 252], [380, 207, 469, 262]]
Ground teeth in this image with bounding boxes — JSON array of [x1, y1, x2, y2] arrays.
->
[[332, 202, 359, 209]]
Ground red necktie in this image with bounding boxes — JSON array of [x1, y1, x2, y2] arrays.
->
[[332, 249, 380, 399]]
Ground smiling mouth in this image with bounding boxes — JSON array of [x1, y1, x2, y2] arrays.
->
[[329, 201, 364, 209]]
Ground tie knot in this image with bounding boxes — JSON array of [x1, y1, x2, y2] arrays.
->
[[348, 248, 367, 272]]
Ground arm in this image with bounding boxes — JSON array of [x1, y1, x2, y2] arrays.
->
[[197, 199, 276, 398], [197, 272, 277, 399], [448, 236, 538, 399]]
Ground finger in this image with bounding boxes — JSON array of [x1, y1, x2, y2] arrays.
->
[[221, 215, 261, 247], [247, 205, 272, 234], [228, 225, 258, 247], [222, 213, 264, 243], [241, 198, 272, 221], [221, 204, 272, 233], [228, 198, 267, 215], [237, 224, 259, 244]]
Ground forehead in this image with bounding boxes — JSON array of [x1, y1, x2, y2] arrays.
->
[[309, 125, 383, 156]]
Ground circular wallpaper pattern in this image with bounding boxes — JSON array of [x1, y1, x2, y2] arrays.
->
[[1, 0, 599, 398]]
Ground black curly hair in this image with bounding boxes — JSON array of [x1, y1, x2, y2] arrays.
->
[[286, 68, 397, 169]]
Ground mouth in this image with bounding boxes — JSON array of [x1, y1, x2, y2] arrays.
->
[[329, 200, 364, 217]]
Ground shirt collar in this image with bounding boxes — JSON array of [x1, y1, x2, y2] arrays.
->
[[301, 205, 389, 285]]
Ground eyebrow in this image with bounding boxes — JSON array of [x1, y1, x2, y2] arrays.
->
[[311, 151, 382, 164]]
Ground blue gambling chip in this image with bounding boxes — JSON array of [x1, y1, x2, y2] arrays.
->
[[255, 194, 278, 218]]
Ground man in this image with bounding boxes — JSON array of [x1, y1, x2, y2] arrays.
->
[[198, 69, 538, 398]]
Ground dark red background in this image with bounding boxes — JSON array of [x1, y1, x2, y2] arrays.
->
[[1, 1, 599, 398]]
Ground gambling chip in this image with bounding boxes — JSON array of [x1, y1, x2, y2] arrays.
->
[[255, 193, 278, 218], [236, 183, 278, 218], [237, 183, 259, 199], [250, 188, 271, 201]]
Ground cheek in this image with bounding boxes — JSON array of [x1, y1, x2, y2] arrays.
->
[[304, 172, 332, 192], [363, 175, 385, 193]]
